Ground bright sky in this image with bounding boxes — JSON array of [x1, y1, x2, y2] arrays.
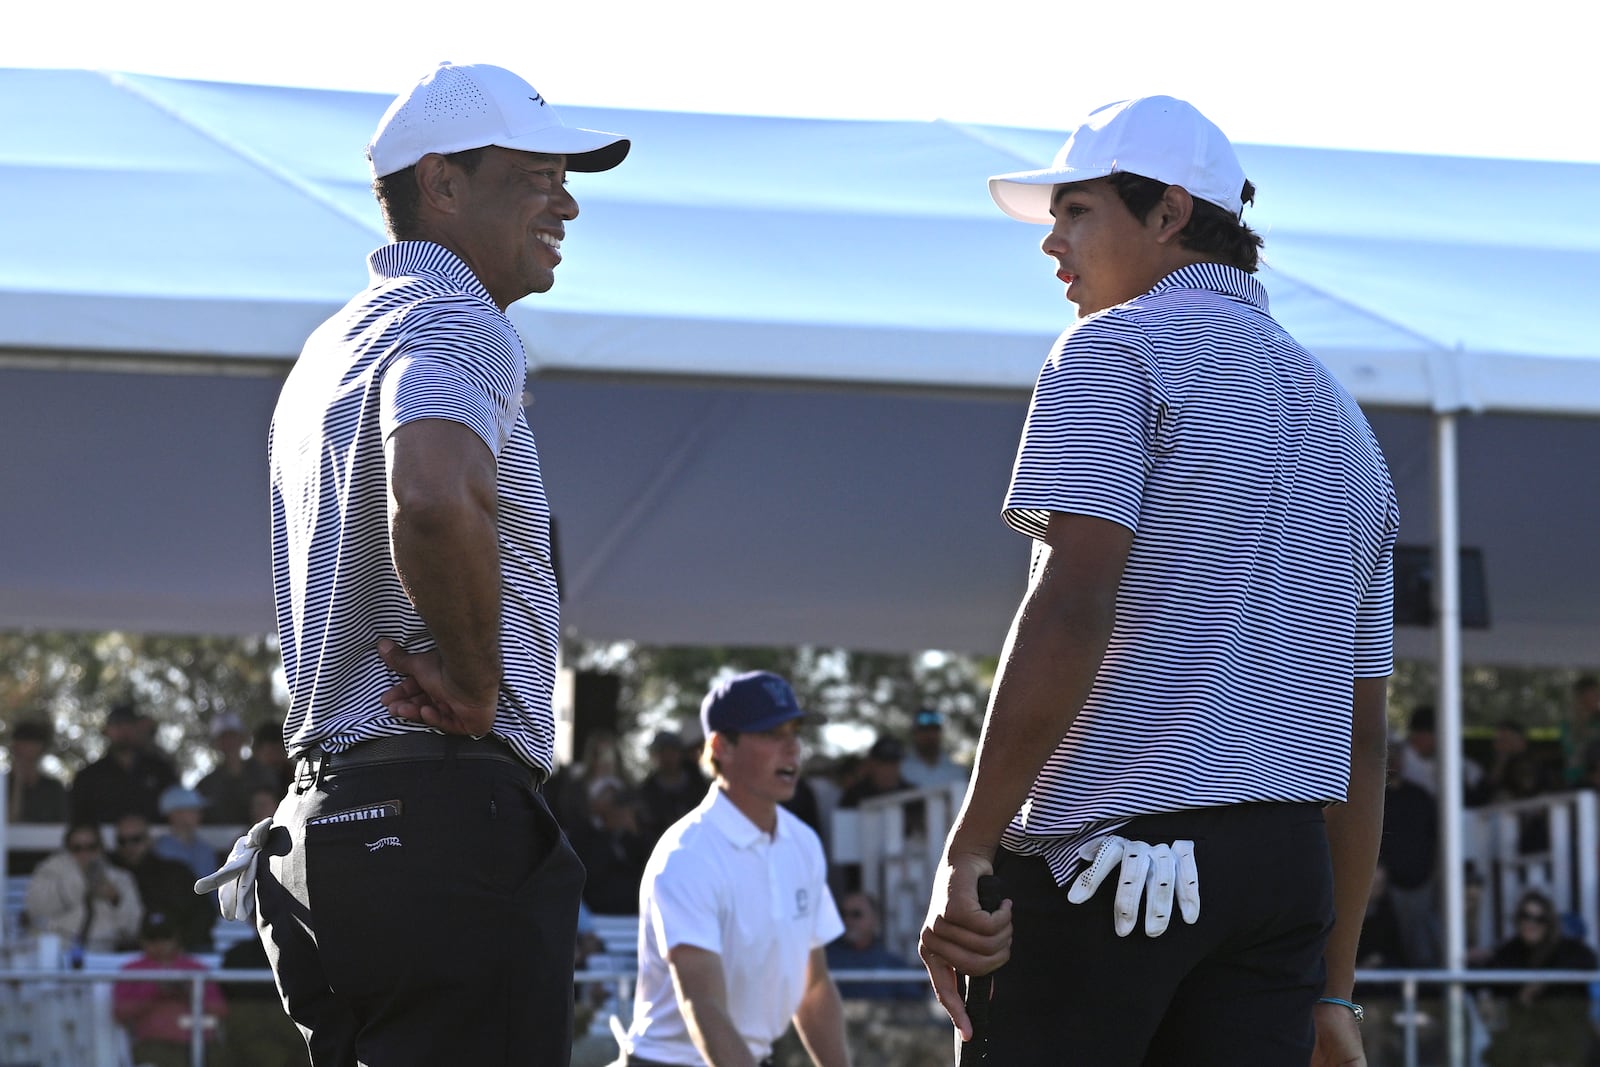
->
[[6, 0, 1595, 164]]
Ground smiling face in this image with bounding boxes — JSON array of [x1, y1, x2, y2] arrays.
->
[[712, 719, 803, 833], [1041, 177, 1189, 318], [424, 147, 578, 309]]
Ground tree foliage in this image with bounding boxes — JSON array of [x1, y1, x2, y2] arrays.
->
[[1, 627, 1588, 782], [568, 641, 995, 777], [0, 631, 285, 777]]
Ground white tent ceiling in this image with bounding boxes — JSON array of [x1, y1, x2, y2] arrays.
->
[[2, 70, 1597, 665]]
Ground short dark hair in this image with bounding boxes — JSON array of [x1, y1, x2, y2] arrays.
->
[[1409, 704, 1436, 732], [1105, 172, 1263, 273], [705, 729, 742, 778], [1576, 676, 1598, 695], [63, 822, 101, 850], [373, 147, 489, 239], [11, 720, 52, 746]]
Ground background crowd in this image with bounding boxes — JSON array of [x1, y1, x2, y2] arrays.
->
[[7, 679, 1600, 1063]]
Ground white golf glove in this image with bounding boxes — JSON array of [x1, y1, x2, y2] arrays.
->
[[1067, 835, 1200, 937], [193, 817, 273, 923]]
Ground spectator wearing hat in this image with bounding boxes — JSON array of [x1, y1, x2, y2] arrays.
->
[[6, 719, 68, 826], [258, 62, 627, 1067], [611, 671, 850, 1067], [153, 786, 219, 883], [838, 736, 915, 810], [1398, 703, 1488, 804], [637, 728, 711, 851], [196, 711, 276, 825], [114, 911, 227, 1067], [109, 812, 214, 952], [899, 709, 969, 791], [68, 701, 179, 826]]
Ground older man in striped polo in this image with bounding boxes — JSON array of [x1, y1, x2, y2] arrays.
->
[[250, 64, 628, 1067], [919, 97, 1397, 1067]]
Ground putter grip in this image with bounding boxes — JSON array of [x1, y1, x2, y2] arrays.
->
[[958, 875, 1005, 1065]]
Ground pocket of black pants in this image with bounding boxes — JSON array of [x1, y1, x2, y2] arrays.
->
[[303, 782, 545, 999]]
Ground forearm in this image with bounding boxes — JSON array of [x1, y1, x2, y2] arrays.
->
[[391, 498, 502, 690], [793, 975, 851, 1067], [1322, 676, 1390, 999], [948, 558, 1114, 860], [387, 419, 504, 703], [681, 997, 758, 1067]]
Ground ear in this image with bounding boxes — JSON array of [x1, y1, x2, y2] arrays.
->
[[414, 153, 465, 217], [1152, 185, 1195, 243]]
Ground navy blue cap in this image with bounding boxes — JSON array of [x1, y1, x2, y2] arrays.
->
[[701, 671, 810, 735], [913, 708, 942, 729]]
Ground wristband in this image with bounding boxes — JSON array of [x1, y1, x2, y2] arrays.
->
[[1317, 996, 1364, 1023]]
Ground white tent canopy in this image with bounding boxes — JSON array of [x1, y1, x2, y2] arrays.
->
[[3, 69, 1598, 664]]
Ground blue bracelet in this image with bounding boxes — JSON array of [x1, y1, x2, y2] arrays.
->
[[1317, 996, 1365, 1023]]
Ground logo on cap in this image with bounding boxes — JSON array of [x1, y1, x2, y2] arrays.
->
[[762, 677, 794, 710]]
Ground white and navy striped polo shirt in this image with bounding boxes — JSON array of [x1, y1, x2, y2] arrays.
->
[[268, 241, 559, 775], [1000, 261, 1398, 885]]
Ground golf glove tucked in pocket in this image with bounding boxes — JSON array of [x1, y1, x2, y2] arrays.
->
[[194, 816, 274, 923], [1067, 835, 1200, 937]]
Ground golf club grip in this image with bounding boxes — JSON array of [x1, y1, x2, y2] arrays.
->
[[958, 874, 1005, 1065]]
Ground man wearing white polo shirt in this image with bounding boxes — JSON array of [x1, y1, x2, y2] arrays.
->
[[613, 671, 851, 1067]]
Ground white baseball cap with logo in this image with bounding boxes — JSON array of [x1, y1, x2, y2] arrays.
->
[[988, 96, 1245, 224], [367, 62, 630, 178]]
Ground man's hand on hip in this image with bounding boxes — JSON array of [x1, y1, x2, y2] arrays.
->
[[377, 638, 498, 737]]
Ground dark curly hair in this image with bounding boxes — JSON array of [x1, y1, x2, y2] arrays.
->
[[1106, 171, 1263, 273]]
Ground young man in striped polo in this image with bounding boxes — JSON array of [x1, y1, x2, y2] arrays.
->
[[919, 97, 1397, 1066], [248, 64, 628, 1067]]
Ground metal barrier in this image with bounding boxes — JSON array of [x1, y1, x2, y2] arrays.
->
[[8, 961, 1599, 1067]]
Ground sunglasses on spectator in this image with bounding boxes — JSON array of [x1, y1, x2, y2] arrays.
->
[[1517, 910, 1552, 924], [68, 840, 100, 853], [118, 834, 148, 846]]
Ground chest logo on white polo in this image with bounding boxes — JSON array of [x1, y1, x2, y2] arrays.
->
[[794, 888, 809, 918]]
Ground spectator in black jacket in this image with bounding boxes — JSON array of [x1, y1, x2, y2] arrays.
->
[[1379, 741, 1441, 968], [1478, 889, 1599, 1067], [108, 813, 214, 952], [636, 730, 709, 850], [69, 703, 178, 825], [571, 778, 651, 916]]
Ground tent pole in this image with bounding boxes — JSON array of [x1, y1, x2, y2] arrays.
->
[[1434, 410, 1467, 1062]]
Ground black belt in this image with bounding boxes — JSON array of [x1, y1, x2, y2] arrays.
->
[[625, 1058, 772, 1067], [303, 732, 537, 779]]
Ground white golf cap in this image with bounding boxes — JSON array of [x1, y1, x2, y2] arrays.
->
[[367, 62, 630, 178], [989, 96, 1245, 224]]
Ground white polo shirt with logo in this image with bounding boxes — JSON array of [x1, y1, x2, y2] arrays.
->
[[623, 785, 843, 1064]]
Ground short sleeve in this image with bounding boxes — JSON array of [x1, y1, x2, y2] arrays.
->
[[648, 846, 724, 957], [380, 299, 523, 456], [1003, 314, 1164, 541], [1354, 497, 1399, 678], [812, 881, 844, 950]]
